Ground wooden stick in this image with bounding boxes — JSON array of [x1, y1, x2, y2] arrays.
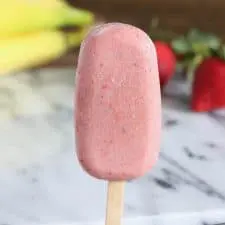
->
[[105, 181, 125, 225]]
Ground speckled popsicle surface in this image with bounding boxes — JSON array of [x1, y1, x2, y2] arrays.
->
[[75, 23, 161, 180]]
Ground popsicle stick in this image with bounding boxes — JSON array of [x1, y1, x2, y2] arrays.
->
[[105, 181, 125, 225]]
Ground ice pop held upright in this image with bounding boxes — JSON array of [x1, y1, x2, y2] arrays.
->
[[75, 23, 161, 225]]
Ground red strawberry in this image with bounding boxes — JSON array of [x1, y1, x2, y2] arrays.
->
[[154, 41, 176, 87], [191, 57, 225, 112]]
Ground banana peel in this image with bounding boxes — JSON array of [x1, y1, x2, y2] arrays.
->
[[0, 0, 94, 37], [0, 28, 89, 75]]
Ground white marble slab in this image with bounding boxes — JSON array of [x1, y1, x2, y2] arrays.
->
[[2, 212, 225, 225], [0, 69, 225, 224]]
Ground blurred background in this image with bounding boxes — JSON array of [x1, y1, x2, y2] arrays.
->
[[1, 0, 225, 224], [3, 0, 225, 99], [62, 0, 225, 67]]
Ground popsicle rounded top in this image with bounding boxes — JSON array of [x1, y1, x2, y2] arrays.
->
[[75, 23, 161, 181]]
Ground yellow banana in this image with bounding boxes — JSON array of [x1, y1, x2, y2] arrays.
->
[[0, 29, 88, 74], [0, 0, 94, 37]]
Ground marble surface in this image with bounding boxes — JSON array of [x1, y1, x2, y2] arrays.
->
[[0, 68, 225, 224]]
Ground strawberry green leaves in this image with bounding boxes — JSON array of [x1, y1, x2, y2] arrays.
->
[[172, 29, 221, 56], [171, 29, 222, 81], [171, 37, 190, 54]]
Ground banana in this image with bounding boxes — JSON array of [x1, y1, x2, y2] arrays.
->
[[0, 29, 87, 74], [0, 0, 94, 37]]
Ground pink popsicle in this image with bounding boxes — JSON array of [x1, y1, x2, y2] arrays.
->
[[75, 23, 161, 181]]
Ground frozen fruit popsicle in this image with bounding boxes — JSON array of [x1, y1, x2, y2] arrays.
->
[[75, 23, 161, 225]]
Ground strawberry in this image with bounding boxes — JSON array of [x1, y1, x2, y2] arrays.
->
[[191, 57, 225, 112], [154, 41, 176, 87]]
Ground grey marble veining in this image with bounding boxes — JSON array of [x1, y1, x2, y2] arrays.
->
[[0, 69, 225, 224]]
